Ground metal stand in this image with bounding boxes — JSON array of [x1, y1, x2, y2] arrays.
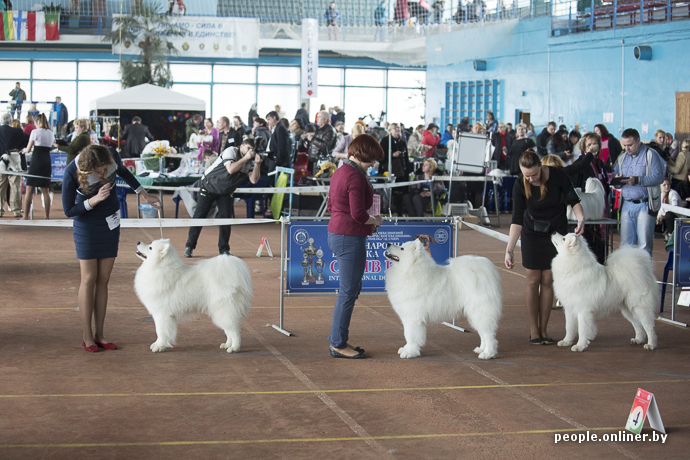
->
[[272, 216, 293, 336], [658, 218, 688, 327], [443, 217, 470, 333]]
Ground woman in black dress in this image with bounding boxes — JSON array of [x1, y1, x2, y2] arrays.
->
[[504, 150, 585, 345], [62, 145, 160, 352], [21, 114, 54, 219]]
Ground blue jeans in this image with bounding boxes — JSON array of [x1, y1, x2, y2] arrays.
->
[[328, 232, 367, 349], [620, 201, 655, 256]]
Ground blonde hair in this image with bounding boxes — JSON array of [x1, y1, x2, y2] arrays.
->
[[74, 118, 90, 132], [424, 158, 437, 175], [76, 145, 114, 192], [471, 122, 485, 134], [10, 119, 21, 128], [579, 132, 602, 154], [541, 154, 565, 168], [351, 123, 366, 138], [654, 129, 666, 138]]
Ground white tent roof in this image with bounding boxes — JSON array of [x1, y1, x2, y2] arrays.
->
[[90, 84, 205, 112]]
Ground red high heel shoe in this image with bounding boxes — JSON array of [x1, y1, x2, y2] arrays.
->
[[94, 340, 117, 350], [82, 341, 99, 353]]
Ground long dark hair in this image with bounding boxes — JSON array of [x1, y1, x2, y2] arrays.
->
[[548, 128, 570, 151]]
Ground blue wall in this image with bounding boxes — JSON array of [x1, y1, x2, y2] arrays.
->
[[426, 17, 690, 138]]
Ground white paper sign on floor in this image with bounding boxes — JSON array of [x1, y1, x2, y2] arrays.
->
[[625, 388, 665, 434]]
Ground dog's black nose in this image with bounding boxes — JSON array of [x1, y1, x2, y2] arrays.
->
[[387, 243, 392, 248], [137, 241, 142, 245]]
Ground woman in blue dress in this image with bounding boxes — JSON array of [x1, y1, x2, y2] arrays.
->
[[62, 145, 160, 352]]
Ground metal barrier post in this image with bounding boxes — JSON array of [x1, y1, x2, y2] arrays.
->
[[442, 217, 469, 333], [272, 215, 293, 336], [658, 218, 689, 327]]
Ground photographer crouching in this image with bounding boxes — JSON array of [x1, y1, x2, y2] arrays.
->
[[184, 138, 262, 258]]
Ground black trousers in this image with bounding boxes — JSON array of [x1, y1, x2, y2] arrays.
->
[[403, 193, 430, 217], [185, 188, 235, 253]]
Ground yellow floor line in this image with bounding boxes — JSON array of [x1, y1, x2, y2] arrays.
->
[[2, 425, 688, 449], [0, 379, 683, 400]]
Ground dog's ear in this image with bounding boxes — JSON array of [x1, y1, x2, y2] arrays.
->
[[567, 234, 578, 249], [159, 241, 171, 257]]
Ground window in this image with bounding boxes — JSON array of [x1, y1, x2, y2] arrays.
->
[[33, 61, 77, 80], [78, 62, 121, 81], [213, 65, 256, 84], [32, 81, 76, 117], [310, 86, 344, 119], [171, 84, 210, 117], [387, 88, 425, 128], [344, 87, 386, 123], [0, 61, 31, 79], [258, 66, 299, 85], [345, 69, 385, 87], [77, 81, 122, 118], [257, 85, 300, 121], [318, 67, 343, 86], [170, 64, 212, 83], [212, 84, 256, 122], [388, 70, 426, 88]]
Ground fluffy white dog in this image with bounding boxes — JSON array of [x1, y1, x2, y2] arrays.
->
[[385, 239, 503, 359], [134, 239, 253, 353], [551, 233, 657, 352], [567, 177, 606, 221]]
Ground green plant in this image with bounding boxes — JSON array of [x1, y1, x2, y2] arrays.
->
[[103, 5, 188, 88], [42, 2, 63, 12]]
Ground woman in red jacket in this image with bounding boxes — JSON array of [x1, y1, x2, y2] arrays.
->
[[326, 134, 384, 359], [421, 123, 441, 157]]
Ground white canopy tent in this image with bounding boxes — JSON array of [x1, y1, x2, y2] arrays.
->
[[89, 84, 206, 113]]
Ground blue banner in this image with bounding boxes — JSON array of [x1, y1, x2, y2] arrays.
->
[[50, 152, 67, 180], [287, 222, 453, 293], [675, 220, 690, 287]]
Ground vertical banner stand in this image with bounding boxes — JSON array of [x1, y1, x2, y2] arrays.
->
[[272, 216, 293, 336], [442, 217, 470, 333], [658, 218, 688, 327]]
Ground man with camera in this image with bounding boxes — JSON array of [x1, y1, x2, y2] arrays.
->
[[184, 138, 262, 258]]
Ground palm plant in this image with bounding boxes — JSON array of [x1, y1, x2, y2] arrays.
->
[[103, 5, 188, 88]]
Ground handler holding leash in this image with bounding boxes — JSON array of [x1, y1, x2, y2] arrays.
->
[[184, 138, 262, 258], [326, 134, 384, 359], [504, 149, 585, 345], [62, 145, 160, 352]]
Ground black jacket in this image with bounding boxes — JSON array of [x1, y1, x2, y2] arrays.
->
[[295, 108, 310, 128], [0, 125, 29, 154], [379, 135, 410, 180], [122, 123, 154, 158], [269, 123, 291, 169], [309, 124, 337, 161], [536, 128, 551, 158], [507, 138, 535, 175], [219, 128, 243, 153], [604, 135, 623, 167], [491, 131, 513, 169]]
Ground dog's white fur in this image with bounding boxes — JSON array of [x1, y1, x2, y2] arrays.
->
[[385, 239, 502, 359], [551, 233, 657, 352], [134, 239, 253, 353], [567, 177, 606, 221]]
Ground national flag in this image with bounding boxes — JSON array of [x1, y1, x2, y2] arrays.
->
[[0, 11, 14, 41], [26, 12, 46, 41], [45, 12, 59, 41], [13, 11, 28, 40]]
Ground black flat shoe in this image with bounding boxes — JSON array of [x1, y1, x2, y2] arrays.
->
[[542, 337, 555, 345], [330, 346, 367, 359], [529, 336, 543, 345]]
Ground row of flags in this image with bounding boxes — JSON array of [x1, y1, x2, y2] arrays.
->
[[0, 11, 60, 41]]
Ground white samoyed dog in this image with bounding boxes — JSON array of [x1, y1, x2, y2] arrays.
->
[[384, 239, 503, 359], [551, 233, 657, 352], [134, 239, 253, 353], [567, 177, 606, 221]]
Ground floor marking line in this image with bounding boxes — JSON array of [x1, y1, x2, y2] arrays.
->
[[244, 323, 392, 456], [361, 304, 638, 459], [2, 425, 688, 449], [0, 379, 683, 400]]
